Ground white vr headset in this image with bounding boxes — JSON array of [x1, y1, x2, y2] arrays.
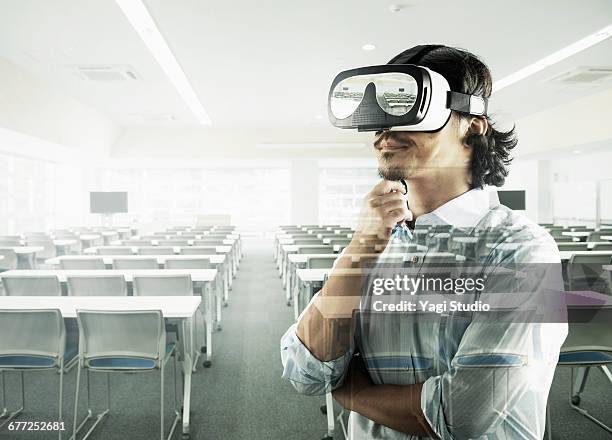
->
[[327, 64, 488, 132]]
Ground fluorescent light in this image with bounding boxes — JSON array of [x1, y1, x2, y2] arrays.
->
[[256, 143, 367, 150], [362, 44, 377, 51], [115, 0, 212, 125], [493, 23, 612, 93]]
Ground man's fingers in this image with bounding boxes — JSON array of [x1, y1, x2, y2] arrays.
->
[[371, 179, 406, 196], [377, 199, 408, 215], [368, 191, 408, 208]]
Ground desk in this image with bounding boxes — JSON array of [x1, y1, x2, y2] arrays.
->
[[561, 231, 591, 241], [0, 295, 200, 438], [601, 236, 612, 242], [79, 234, 102, 249], [0, 269, 217, 369], [280, 244, 335, 286], [0, 246, 43, 269]]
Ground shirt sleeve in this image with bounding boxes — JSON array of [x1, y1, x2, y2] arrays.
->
[[280, 319, 354, 396], [421, 229, 568, 439]]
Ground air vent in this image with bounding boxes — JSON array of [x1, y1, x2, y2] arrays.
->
[[547, 66, 612, 84], [72, 65, 140, 82]]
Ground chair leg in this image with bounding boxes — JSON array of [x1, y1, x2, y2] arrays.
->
[[160, 363, 164, 440], [0, 371, 6, 418], [0, 371, 25, 429], [71, 369, 110, 440], [58, 362, 64, 440], [163, 351, 180, 440], [568, 366, 612, 434]]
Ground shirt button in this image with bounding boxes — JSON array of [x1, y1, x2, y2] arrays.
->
[[411, 255, 419, 264]]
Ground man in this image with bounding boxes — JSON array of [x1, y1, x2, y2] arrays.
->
[[281, 45, 567, 439]]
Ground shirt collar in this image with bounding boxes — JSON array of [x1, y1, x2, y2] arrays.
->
[[414, 187, 500, 228]]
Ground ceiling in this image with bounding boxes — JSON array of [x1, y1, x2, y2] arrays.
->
[[0, 0, 611, 152]]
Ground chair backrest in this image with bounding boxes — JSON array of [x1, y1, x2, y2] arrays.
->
[[2, 275, 62, 296], [0, 248, 18, 270], [307, 256, 337, 269], [138, 246, 174, 255], [67, 275, 128, 296], [568, 254, 612, 290], [60, 258, 106, 270], [98, 247, 133, 255], [329, 239, 352, 246], [113, 258, 158, 270], [298, 246, 334, 254], [26, 239, 56, 259], [132, 274, 193, 297], [560, 305, 612, 364], [181, 246, 218, 255], [158, 239, 189, 246], [127, 240, 153, 246], [556, 243, 588, 251], [77, 310, 164, 369], [592, 243, 612, 251], [0, 235, 21, 241], [0, 309, 64, 364], [0, 239, 21, 246], [294, 239, 324, 245], [587, 232, 607, 242], [165, 258, 212, 269], [553, 236, 574, 242], [194, 239, 224, 245]]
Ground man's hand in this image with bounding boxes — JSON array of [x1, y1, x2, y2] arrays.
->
[[332, 355, 373, 411], [355, 180, 412, 241]]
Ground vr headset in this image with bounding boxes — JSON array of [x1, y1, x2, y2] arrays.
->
[[328, 64, 488, 132]]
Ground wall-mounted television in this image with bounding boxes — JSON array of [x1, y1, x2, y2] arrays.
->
[[90, 192, 128, 213], [498, 190, 525, 210]]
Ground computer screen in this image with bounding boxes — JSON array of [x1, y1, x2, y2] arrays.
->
[[90, 192, 128, 213], [498, 190, 526, 210]]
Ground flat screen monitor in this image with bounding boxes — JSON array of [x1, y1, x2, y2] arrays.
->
[[90, 192, 128, 213], [498, 190, 525, 210]]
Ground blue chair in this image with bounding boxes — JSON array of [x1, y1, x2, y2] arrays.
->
[[72, 310, 179, 440], [0, 309, 76, 439]]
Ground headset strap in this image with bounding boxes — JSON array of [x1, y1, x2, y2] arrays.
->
[[447, 91, 488, 116]]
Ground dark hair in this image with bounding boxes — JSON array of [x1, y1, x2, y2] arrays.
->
[[388, 45, 517, 188]]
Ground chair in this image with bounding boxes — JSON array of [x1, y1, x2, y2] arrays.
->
[[2, 275, 61, 296], [548, 304, 612, 436], [60, 258, 106, 270], [592, 243, 612, 251], [113, 258, 158, 270], [298, 247, 334, 255], [181, 247, 218, 255], [329, 239, 351, 247], [194, 239, 224, 245], [294, 239, 324, 245], [0, 239, 21, 247], [67, 275, 128, 296], [127, 240, 153, 246], [0, 249, 18, 271], [557, 243, 588, 251], [165, 258, 212, 269], [554, 236, 575, 242], [158, 240, 189, 246], [587, 232, 609, 242], [0, 309, 75, 439], [139, 247, 174, 255], [567, 254, 612, 292], [98, 247, 133, 255], [307, 256, 337, 269], [26, 239, 57, 263], [73, 310, 179, 440]]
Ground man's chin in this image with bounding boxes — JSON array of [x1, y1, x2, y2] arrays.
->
[[377, 166, 407, 181]]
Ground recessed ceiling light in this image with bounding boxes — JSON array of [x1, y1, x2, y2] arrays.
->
[[493, 23, 612, 93], [572, 150, 582, 154], [362, 44, 377, 51], [115, 0, 212, 125], [314, 114, 323, 120]]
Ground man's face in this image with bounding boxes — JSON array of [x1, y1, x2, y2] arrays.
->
[[374, 115, 472, 182]]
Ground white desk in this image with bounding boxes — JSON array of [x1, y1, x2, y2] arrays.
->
[[561, 231, 591, 241], [0, 295, 199, 437], [53, 239, 78, 255], [279, 244, 335, 286], [0, 246, 43, 269], [79, 234, 103, 248], [557, 242, 612, 250], [601, 236, 612, 242]]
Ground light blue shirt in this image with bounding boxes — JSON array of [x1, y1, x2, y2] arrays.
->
[[281, 188, 567, 439]]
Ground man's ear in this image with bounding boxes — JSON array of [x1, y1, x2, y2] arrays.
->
[[469, 117, 488, 136]]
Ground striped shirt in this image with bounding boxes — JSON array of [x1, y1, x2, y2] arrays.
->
[[281, 188, 567, 439]]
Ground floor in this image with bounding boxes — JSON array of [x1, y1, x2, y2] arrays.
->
[[0, 238, 610, 439]]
